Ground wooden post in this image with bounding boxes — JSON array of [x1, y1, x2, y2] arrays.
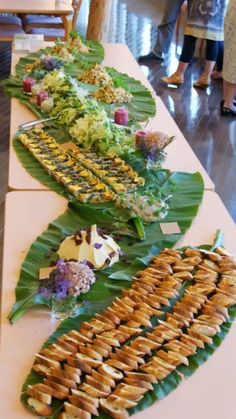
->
[[86, 0, 112, 41]]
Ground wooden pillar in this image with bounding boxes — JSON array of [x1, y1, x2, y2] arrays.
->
[[86, 0, 112, 42]]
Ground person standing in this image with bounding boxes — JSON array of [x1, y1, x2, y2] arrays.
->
[[162, 0, 227, 87], [221, 0, 236, 116], [138, 0, 185, 63]]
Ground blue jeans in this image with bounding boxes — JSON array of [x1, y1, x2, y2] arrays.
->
[[153, 0, 185, 55]]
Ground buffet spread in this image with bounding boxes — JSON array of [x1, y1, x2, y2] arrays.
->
[[2, 33, 236, 419]]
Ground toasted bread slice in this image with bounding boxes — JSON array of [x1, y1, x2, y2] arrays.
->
[[95, 313, 116, 327], [63, 364, 81, 376], [114, 383, 147, 399], [91, 369, 116, 387], [106, 359, 134, 371], [51, 344, 72, 357], [96, 335, 120, 347], [131, 337, 160, 351], [46, 371, 77, 389], [40, 348, 67, 362], [86, 375, 111, 394], [79, 383, 110, 398], [102, 309, 121, 325], [67, 330, 93, 345], [27, 385, 52, 404], [75, 353, 102, 371], [56, 338, 78, 353], [188, 330, 213, 344], [128, 314, 152, 328], [58, 412, 80, 419], [43, 379, 69, 399], [64, 402, 91, 419], [125, 371, 157, 383], [150, 356, 175, 371], [114, 297, 134, 313], [32, 363, 51, 376], [79, 346, 103, 361], [180, 334, 205, 349], [122, 346, 145, 357], [100, 398, 129, 419], [27, 397, 53, 417], [132, 282, 153, 294], [68, 395, 99, 416], [93, 338, 112, 352], [110, 352, 138, 370], [124, 378, 153, 390], [106, 307, 127, 321], [115, 348, 144, 365], [52, 366, 81, 384], [80, 328, 94, 339], [35, 354, 61, 369], [107, 394, 137, 409], [98, 364, 124, 381], [118, 325, 142, 337], [71, 389, 99, 407]]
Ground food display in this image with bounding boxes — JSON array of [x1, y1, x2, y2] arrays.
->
[[3, 30, 234, 419], [18, 128, 144, 202], [91, 82, 133, 104], [78, 64, 112, 86], [58, 225, 120, 270], [23, 246, 236, 418]]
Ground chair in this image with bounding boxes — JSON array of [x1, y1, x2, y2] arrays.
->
[[24, 0, 82, 41], [0, 14, 25, 41]]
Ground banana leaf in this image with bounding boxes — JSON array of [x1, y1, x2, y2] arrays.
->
[[3, 66, 156, 130], [20, 233, 236, 418], [8, 170, 204, 323], [14, 36, 104, 79]]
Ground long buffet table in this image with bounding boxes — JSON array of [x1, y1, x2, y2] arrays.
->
[[1, 190, 236, 419], [9, 43, 214, 191], [1, 41, 236, 419]]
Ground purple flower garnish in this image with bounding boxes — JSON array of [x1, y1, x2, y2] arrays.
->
[[94, 243, 102, 249], [55, 278, 71, 299], [38, 287, 52, 299], [109, 251, 116, 258], [118, 249, 126, 257]]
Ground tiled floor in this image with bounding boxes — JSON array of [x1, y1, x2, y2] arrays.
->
[[0, 0, 235, 275]]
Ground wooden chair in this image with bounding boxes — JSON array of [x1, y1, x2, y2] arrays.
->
[[24, 0, 82, 41]]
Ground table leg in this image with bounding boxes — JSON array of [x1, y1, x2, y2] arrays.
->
[[62, 13, 73, 41]]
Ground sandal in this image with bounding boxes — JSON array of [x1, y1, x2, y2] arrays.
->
[[193, 76, 211, 88], [161, 73, 184, 86]]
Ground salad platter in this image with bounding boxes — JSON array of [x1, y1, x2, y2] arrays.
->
[[2, 32, 235, 419]]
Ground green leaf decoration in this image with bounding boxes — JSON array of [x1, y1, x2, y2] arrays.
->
[[13, 37, 104, 79], [3, 68, 155, 135], [8, 170, 203, 323]]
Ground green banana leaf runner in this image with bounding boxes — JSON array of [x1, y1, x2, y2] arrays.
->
[[14, 35, 105, 78], [20, 232, 236, 418], [8, 168, 204, 323], [3, 70, 155, 127]]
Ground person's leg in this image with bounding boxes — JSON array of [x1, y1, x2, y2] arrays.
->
[[154, 0, 185, 55], [138, 0, 184, 62], [212, 41, 224, 79], [222, 80, 236, 113], [194, 40, 218, 87], [162, 35, 196, 84]]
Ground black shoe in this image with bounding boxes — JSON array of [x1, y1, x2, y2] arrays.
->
[[138, 51, 163, 63], [221, 105, 236, 116]]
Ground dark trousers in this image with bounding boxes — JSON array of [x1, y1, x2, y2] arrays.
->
[[154, 0, 185, 54], [180, 35, 219, 62], [216, 41, 224, 71]]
